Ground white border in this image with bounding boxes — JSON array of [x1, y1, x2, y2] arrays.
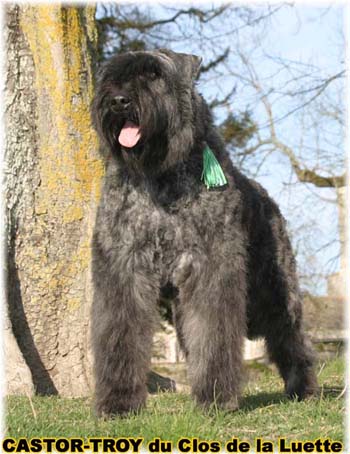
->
[[0, 1, 348, 451], [345, 2, 350, 452], [1, 1, 5, 441]]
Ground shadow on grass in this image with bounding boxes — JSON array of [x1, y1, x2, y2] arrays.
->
[[241, 392, 287, 411], [240, 385, 344, 412], [320, 386, 345, 398]]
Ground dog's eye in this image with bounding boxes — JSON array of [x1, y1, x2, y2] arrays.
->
[[148, 72, 158, 80]]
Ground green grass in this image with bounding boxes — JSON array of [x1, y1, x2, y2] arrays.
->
[[6, 357, 344, 444]]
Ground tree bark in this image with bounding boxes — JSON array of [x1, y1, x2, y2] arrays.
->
[[5, 5, 104, 396], [335, 187, 346, 271]]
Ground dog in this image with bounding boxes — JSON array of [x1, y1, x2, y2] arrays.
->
[[90, 49, 318, 417]]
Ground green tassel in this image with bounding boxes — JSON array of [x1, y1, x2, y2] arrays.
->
[[201, 145, 228, 189]]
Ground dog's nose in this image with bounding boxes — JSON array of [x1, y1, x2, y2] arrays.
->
[[110, 95, 131, 111]]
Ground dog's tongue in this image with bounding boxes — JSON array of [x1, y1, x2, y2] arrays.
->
[[118, 121, 141, 148]]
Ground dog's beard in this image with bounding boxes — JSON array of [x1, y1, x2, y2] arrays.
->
[[98, 104, 195, 180], [98, 95, 173, 175], [99, 90, 166, 144], [99, 107, 141, 153]]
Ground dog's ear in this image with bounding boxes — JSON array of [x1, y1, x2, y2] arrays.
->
[[179, 53, 202, 81], [190, 54, 203, 80], [157, 49, 202, 82]]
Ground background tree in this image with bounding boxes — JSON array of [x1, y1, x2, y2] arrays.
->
[[5, 5, 103, 396]]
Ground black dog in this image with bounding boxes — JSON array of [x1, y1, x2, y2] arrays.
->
[[91, 49, 318, 417]]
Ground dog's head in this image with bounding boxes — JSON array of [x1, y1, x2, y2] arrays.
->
[[92, 49, 203, 174]]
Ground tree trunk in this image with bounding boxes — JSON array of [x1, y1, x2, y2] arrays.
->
[[5, 5, 104, 397], [325, 186, 346, 301], [335, 187, 346, 272]]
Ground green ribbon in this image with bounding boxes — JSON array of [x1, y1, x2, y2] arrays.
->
[[201, 145, 227, 189]]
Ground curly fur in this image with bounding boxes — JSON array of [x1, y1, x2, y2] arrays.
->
[[91, 49, 318, 417]]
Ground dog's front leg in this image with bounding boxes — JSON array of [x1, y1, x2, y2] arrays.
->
[[177, 253, 247, 411], [91, 243, 159, 417]]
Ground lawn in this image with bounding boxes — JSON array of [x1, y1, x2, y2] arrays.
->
[[5, 357, 345, 447]]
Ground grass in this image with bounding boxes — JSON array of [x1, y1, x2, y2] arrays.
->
[[5, 357, 345, 445]]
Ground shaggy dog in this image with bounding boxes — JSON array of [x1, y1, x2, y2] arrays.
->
[[91, 49, 318, 417]]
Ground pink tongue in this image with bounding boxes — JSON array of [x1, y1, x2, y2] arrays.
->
[[118, 121, 141, 148]]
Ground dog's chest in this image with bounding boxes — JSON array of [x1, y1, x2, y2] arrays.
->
[[118, 191, 184, 252], [113, 186, 234, 252], [99, 174, 240, 284]]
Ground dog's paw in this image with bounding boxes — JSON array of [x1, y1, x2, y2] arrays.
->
[[286, 368, 319, 401], [197, 395, 240, 414], [95, 392, 146, 418], [221, 395, 240, 412]]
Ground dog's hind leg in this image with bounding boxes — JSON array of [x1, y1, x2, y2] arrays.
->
[[91, 241, 159, 417], [261, 273, 318, 400], [265, 313, 318, 400], [248, 211, 319, 401]]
